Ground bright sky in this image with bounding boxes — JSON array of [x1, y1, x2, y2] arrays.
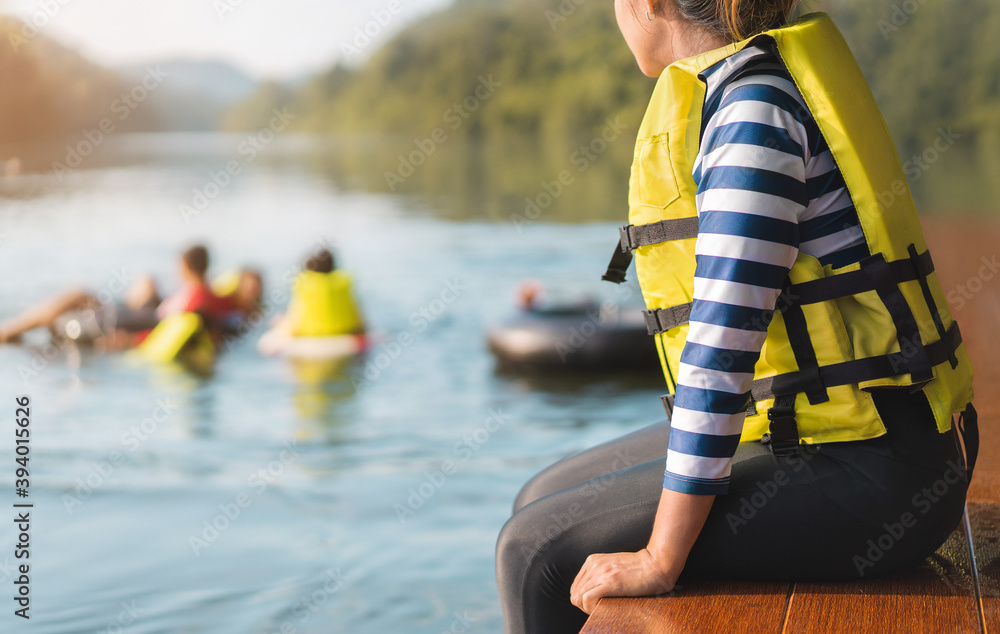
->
[[5, 0, 454, 78]]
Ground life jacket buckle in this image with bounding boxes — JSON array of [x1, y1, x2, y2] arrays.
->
[[765, 397, 800, 456], [618, 225, 636, 252], [766, 403, 795, 422], [601, 233, 633, 284]]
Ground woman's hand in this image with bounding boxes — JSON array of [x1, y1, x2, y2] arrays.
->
[[569, 488, 717, 615], [569, 548, 676, 614]]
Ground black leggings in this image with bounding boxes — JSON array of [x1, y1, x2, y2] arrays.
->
[[495, 390, 973, 634]]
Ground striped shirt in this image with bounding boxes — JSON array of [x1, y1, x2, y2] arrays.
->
[[663, 43, 869, 496]]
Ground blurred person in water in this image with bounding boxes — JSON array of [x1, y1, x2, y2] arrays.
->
[[267, 247, 366, 338], [0, 245, 262, 349]]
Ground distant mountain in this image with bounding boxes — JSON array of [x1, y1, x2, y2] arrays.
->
[[118, 59, 259, 131], [0, 17, 263, 141]]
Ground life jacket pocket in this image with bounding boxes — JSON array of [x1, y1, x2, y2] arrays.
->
[[634, 134, 681, 210]]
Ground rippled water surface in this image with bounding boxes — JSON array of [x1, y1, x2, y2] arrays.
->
[[0, 134, 667, 633]]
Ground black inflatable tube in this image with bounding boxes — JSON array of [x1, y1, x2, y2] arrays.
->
[[487, 309, 660, 372]]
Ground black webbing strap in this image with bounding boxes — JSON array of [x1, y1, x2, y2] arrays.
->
[[958, 403, 979, 482], [633, 249, 937, 331], [750, 321, 962, 403], [777, 282, 829, 405], [908, 244, 958, 369], [861, 253, 934, 383], [602, 237, 633, 284], [619, 217, 700, 251], [789, 249, 934, 305], [643, 303, 693, 335], [660, 394, 675, 421], [603, 218, 701, 284], [764, 393, 799, 455]]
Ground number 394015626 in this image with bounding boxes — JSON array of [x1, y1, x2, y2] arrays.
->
[[15, 396, 30, 494]]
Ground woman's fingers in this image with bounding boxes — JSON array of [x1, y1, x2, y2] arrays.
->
[[571, 554, 618, 612], [570, 566, 590, 609], [580, 584, 608, 614], [570, 553, 599, 603], [569, 563, 584, 602]]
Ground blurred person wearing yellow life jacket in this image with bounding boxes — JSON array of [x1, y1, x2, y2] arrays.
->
[[285, 248, 365, 337], [259, 249, 366, 358]]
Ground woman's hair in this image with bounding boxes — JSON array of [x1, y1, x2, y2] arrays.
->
[[672, 0, 799, 42]]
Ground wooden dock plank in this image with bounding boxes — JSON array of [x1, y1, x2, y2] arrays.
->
[[581, 581, 790, 634], [781, 506, 983, 633], [781, 560, 979, 633]]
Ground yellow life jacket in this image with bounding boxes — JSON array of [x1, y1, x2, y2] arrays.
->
[[211, 269, 242, 298], [133, 312, 216, 370], [603, 13, 973, 449], [290, 270, 364, 337]]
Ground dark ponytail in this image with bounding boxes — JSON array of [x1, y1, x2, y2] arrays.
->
[[672, 0, 799, 42]]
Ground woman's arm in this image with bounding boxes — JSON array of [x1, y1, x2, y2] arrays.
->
[[571, 53, 810, 615], [570, 489, 714, 613]]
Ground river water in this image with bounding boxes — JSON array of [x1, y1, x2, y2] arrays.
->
[[0, 133, 667, 633]]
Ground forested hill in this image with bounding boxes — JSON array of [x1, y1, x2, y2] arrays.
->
[[224, 0, 656, 142], [0, 16, 153, 145], [224, 0, 1000, 168]]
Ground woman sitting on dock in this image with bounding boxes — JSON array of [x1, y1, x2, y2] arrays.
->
[[496, 2, 977, 632]]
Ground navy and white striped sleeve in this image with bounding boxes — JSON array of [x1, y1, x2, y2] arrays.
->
[[662, 64, 808, 496]]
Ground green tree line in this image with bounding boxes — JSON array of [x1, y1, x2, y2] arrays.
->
[[225, 0, 655, 143], [225, 0, 1000, 182]]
